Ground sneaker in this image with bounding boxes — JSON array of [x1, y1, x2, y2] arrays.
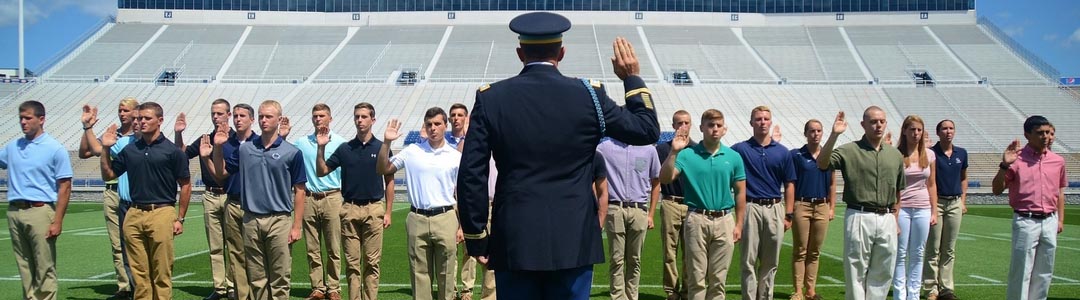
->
[[306, 290, 327, 300], [203, 291, 227, 300]]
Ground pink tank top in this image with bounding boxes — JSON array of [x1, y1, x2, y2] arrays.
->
[[900, 152, 935, 209]]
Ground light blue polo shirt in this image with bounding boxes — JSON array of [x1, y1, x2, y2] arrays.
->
[[109, 134, 136, 202], [295, 132, 346, 193], [0, 133, 73, 202]]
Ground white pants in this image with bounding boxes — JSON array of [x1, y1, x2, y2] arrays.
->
[[1007, 213, 1058, 300], [843, 209, 898, 300], [893, 208, 930, 300]]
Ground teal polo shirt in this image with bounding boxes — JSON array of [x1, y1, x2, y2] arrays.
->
[[675, 143, 746, 211], [0, 133, 73, 202], [295, 132, 346, 193]]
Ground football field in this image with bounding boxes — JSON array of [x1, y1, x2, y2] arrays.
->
[[1, 202, 1078, 299]]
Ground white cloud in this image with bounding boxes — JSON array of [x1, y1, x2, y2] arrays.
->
[[1003, 26, 1025, 37], [0, 0, 115, 27], [1043, 33, 1059, 42], [1071, 28, 1080, 43]]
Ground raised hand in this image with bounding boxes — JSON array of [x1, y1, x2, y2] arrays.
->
[[384, 119, 402, 142], [610, 37, 640, 81], [831, 111, 847, 135], [174, 112, 187, 133], [671, 125, 691, 152], [315, 126, 331, 146], [81, 105, 98, 129], [771, 125, 782, 143], [212, 125, 229, 146], [278, 116, 291, 138], [1002, 139, 1021, 165], [199, 134, 213, 158], [101, 124, 119, 147]]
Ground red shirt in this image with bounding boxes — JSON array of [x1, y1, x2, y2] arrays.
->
[[1005, 145, 1067, 213]]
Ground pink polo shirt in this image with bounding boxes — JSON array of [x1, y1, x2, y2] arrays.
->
[[1005, 145, 1067, 213]]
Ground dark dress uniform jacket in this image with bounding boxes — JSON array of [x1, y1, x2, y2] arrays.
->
[[457, 63, 660, 271]]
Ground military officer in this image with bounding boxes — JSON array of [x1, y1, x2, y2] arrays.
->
[[455, 11, 660, 300]]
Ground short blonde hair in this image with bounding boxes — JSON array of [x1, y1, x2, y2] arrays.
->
[[260, 100, 283, 116], [701, 109, 725, 123], [119, 97, 139, 109]]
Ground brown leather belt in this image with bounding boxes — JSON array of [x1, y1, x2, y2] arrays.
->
[[306, 189, 340, 199], [8, 201, 48, 209]]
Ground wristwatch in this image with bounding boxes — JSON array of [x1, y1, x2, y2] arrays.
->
[[785, 213, 794, 221], [175, 218, 185, 224]]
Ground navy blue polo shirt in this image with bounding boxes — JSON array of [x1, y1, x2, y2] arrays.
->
[[223, 131, 259, 196], [655, 140, 696, 197], [931, 143, 968, 196], [731, 138, 796, 199], [326, 136, 391, 201], [791, 145, 833, 199], [184, 128, 235, 188], [111, 134, 190, 204]]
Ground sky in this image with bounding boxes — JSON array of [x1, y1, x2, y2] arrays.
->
[[0, 0, 1077, 77]]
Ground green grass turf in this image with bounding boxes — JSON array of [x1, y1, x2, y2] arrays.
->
[[1, 202, 1078, 299]]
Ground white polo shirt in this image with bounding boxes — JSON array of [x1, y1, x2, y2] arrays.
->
[[390, 140, 461, 209]]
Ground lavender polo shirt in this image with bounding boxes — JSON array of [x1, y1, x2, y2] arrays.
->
[[597, 138, 660, 203]]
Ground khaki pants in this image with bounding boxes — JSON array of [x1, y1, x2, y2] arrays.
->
[[842, 209, 898, 300], [225, 198, 249, 300], [683, 212, 736, 300], [1006, 213, 1058, 300], [341, 200, 386, 300], [304, 192, 343, 293], [740, 202, 784, 300], [459, 205, 496, 300], [103, 190, 132, 293], [660, 199, 688, 298], [922, 198, 963, 294], [406, 210, 459, 300], [203, 191, 233, 294], [791, 201, 831, 296], [244, 213, 295, 300], [606, 204, 649, 300], [8, 204, 58, 300], [124, 205, 176, 300]]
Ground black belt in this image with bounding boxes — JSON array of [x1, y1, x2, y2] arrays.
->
[[748, 198, 783, 205], [939, 195, 961, 201], [609, 201, 647, 210], [306, 189, 340, 199], [663, 195, 685, 204], [226, 194, 241, 204], [797, 197, 828, 204], [346, 198, 382, 206], [105, 183, 119, 191], [1015, 210, 1054, 220], [411, 206, 453, 216], [848, 204, 895, 215], [8, 200, 49, 209], [687, 207, 731, 218], [132, 202, 174, 211], [206, 187, 226, 195]]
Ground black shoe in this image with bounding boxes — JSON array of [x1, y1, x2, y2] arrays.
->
[[108, 290, 132, 300], [227, 289, 238, 300], [204, 291, 228, 300]]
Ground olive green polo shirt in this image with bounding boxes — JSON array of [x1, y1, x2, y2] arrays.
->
[[826, 137, 905, 208]]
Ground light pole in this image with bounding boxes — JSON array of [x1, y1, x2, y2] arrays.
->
[[18, 0, 25, 78]]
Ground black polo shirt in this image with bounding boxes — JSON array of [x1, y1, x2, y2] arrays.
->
[[112, 134, 190, 204], [326, 137, 392, 201], [184, 128, 235, 188], [655, 140, 695, 197]]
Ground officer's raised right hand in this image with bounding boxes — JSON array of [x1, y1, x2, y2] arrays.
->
[[611, 37, 640, 81], [384, 119, 402, 142]]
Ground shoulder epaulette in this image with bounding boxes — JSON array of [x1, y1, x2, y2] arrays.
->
[[478, 84, 491, 93], [589, 79, 602, 88]]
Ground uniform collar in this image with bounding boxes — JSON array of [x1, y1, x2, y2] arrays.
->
[[520, 63, 560, 75]]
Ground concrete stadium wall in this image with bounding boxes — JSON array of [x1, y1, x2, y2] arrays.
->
[[117, 9, 976, 27]]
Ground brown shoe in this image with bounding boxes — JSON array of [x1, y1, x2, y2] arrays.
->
[[790, 293, 803, 300], [808, 294, 823, 300], [327, 291, 342, 300], [306, 290, 327, 300], [456, 289, 473, 300], [927, 291, 938, 300]]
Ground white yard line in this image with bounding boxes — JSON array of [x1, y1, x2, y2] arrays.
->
[[820, 275, 843, 284], [88, 272, 114, 279], [959, 232, 1080, 251], [1053, 275, 1079, 283], [968, 274, 1003, 284], [172, 272, 196, 280], [782, 241, 844, 262]]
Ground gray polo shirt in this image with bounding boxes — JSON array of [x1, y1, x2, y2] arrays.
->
[[227, 135, 307, 215]]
